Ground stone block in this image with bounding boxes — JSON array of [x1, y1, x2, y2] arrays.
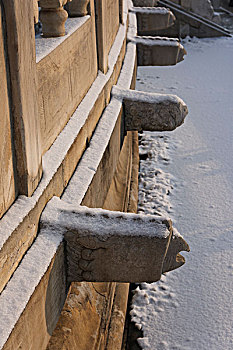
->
[[133, 0, 158, 6], [37, 16, 98, 153], [130, 36, 187, 66], [112, 86, 188, 132], [133, 7, 176, 35], [95, 0, 120, 73], [41, 197, 189, 283]]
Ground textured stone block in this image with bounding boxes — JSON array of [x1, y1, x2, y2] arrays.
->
[[112, 86, 188, 132], [41, 197, 189, 283], [0, 8, 16, 218], [132, 36, 187, 66], [3, 0, 42, 196], [132, 7, 176, 35]]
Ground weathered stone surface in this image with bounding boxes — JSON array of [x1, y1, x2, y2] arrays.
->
[[95, 0, 120, 73], [132, 7, 176, 35], [163, 228, 190, 273], [155, 1, 230, 38], [131, 36, 187, 66], [191, 0, 214, 20], [1, 237, 66, 350], [41, 197, 189, 283], [40, 6, 68, 38], [37, 14, 98, 153], [105, 283, 129, 350], [46, 282, 114, 350], [133, 0, 158, 6], [33, 0, 39, 23], [119, 0, 124, 23], [2, 0, 42, 196], [112, 86, 188, 132], [0, 7, 16, 219], [170, 0, 214, 18], [103, 133, 134, 212], [47, 133, 138, 350], [66, 0, 90, 16], [0, 0, 128, 296]]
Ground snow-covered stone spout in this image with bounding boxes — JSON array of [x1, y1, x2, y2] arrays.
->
[[130, 7, 176, 34], [40, 197, 189, 283], [129, 36, 187, 66], [112, 86, 188, 131]]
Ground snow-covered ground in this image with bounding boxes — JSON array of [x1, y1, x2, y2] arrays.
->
[[131, 36, 233, 350]]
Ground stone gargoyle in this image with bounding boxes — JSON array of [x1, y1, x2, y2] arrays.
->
[[41, 197, 189, 283]]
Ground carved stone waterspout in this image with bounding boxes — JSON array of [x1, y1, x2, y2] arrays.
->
[[41, 197, 189, 283], [130, 7, 176, 34], [129, 35, 187, 66], [112, 86, 188, 132]]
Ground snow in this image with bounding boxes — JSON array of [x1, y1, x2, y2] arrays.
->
[[131, 36, 233, 349], [36, 17, 90, 63], [44, 197, 171, 239], [112, 85, 187, 106], [130, 36, 181, 47], [131, 7, 171, 15]]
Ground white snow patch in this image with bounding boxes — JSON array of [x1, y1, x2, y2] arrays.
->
[[131, 35, 233, 350]]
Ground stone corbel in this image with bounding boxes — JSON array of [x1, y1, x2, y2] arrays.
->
[[65, 0, 90, 17], [130, 7, 176, 34], [41, 197, 189, 283], [40, 0, 72, 37], [112, 86, 188, 132], [128, 35, 187, 66]]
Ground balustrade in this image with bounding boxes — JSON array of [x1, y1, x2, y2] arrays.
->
[[40, 0, 72, 37], [66, 0, 90, 16]]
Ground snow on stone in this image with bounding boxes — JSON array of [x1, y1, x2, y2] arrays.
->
[[36, 17, 90, 63], [131, 36, 181, 46], [131, 7, 172, 15], [44, 197, 171, 239]]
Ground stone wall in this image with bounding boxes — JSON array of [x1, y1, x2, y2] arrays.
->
[[0, 8, 16, 219], [171, 0, 215, 19], [0, 1, 132, 348]]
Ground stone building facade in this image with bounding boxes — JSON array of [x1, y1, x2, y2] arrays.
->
[[0, 1, 190, 349]]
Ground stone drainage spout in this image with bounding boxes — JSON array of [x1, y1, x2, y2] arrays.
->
[[41, 197, 190, 284], [129, 35, 187, 66], [130, 7, 176, 34], [112, 86, 188, 132]]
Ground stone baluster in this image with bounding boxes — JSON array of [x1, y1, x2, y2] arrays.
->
[[66, 0, 90, 17], [40, 0, 72, 37]]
